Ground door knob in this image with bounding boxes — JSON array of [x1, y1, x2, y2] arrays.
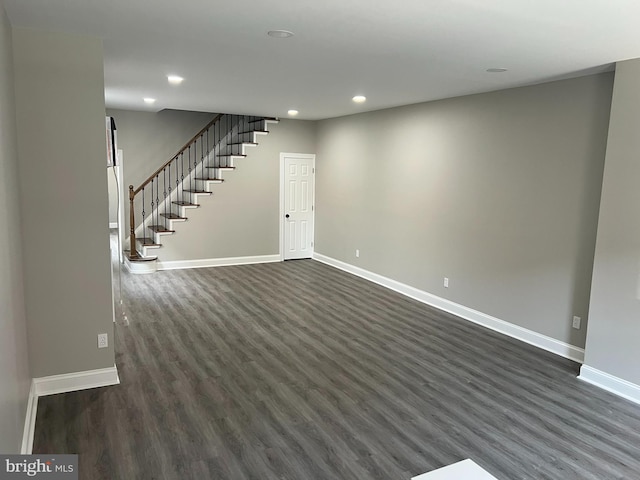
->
[[285, 214, 290, 218]]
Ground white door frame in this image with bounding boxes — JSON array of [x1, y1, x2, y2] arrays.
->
[[279, 152, 316, 261], [108, 150, 126, 264], [116, 150, 126, 264]]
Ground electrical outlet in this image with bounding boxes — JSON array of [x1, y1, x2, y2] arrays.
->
[[444, 277, 449, 288], [572, 316, 581, 330], [97, 333, 109, 349], [355, 249, 360, 258]]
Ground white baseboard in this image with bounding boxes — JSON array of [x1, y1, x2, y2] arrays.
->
[[157, 254, 280, 271], [313, 253, 585, 364], [33, 365, 120, 397], [21, 365, 119, 454], [579, 365, 640, 405], [21, 382, 38, 454]]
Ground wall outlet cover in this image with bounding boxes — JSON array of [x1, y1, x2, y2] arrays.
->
[[572, 316, 581, 329], [98, 333, 108, 348]]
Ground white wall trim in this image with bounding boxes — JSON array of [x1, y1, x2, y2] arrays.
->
[[33, 365, 120, 397], [579, 365, 640, 405], [313, 253, 585, 364], [109, 222, 118, 229], [21, 365, 120, 453], [157, 254, 281, 271], [21, 382, 38, 454]]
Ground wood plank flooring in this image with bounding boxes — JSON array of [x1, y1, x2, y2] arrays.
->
[[33, 259, 640, 479]]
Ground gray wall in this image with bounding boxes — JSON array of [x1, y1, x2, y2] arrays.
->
[[315, 74, 613, 349], [584, 59, 640, 385], [106, 109, 216, 190], [159, 119, 317, 261], [0, 0, 30, 453], [13, 28, 115, 377]]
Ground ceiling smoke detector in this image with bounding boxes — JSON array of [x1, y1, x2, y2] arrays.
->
[[267, 30, 294, 38]]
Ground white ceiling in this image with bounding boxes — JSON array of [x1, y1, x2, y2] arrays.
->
[[5, 0, 640, 120]]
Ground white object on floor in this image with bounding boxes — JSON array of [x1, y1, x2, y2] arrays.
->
[[412, 459, 498, 479]]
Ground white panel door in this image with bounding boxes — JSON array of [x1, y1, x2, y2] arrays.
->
[[283, 154, 315, 260]]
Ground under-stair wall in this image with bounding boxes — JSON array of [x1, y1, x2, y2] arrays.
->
[[154, 119, 316, 269], [106, 108, 218, 235]]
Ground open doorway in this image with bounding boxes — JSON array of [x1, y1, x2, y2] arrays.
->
[[107, 148, 126, 322], [107, 149, 125, 263]]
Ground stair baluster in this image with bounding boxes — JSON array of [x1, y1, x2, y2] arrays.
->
[[163, 168, 167, 226], [129, 185, 137, 259], [187, 145, 192, 194], [167, 164, 172, 217], [150, 179, 155, 235], [176, 153, 184, 205]]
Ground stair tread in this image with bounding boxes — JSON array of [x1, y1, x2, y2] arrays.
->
[[227, 142, 258, 146], [149, 225, 175, 233], [217, 154, 247, 158], [183, 189, 212, 194], [127, 254, 158, 262], [247, 117, 277, 124], [160, 213, 187, 220], [173, 201, 200, 207], [137, 237, 161, 246], [195, 177, 224, 181], [238, 130, 268, 135]]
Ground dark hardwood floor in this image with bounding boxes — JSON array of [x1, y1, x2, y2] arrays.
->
[[33, 259, 640, 479]]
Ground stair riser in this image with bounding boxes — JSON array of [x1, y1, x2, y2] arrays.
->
[[125, 256, 157, 274], [220, 143, 257, 157], [188, 192, 213, 202], [141, 244, 160, 257], [197, 180, 223, 190], [173, 205, 198, 217], [146, 231, 172, 246], [165, 218, 186, 230]]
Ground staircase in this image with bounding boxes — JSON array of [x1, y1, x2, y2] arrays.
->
[[125, 114, 278, 273]]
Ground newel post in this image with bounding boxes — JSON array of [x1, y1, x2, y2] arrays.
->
[[129, 185, 139, 259]]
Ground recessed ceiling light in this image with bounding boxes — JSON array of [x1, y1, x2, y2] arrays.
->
[[352, 95, 366, 103], [267, 30, 294, 38], [486, 68, 508, 73], [287, 109, 299, 116], [167, 75, 184, 85], [143, 97, 156, 104]]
